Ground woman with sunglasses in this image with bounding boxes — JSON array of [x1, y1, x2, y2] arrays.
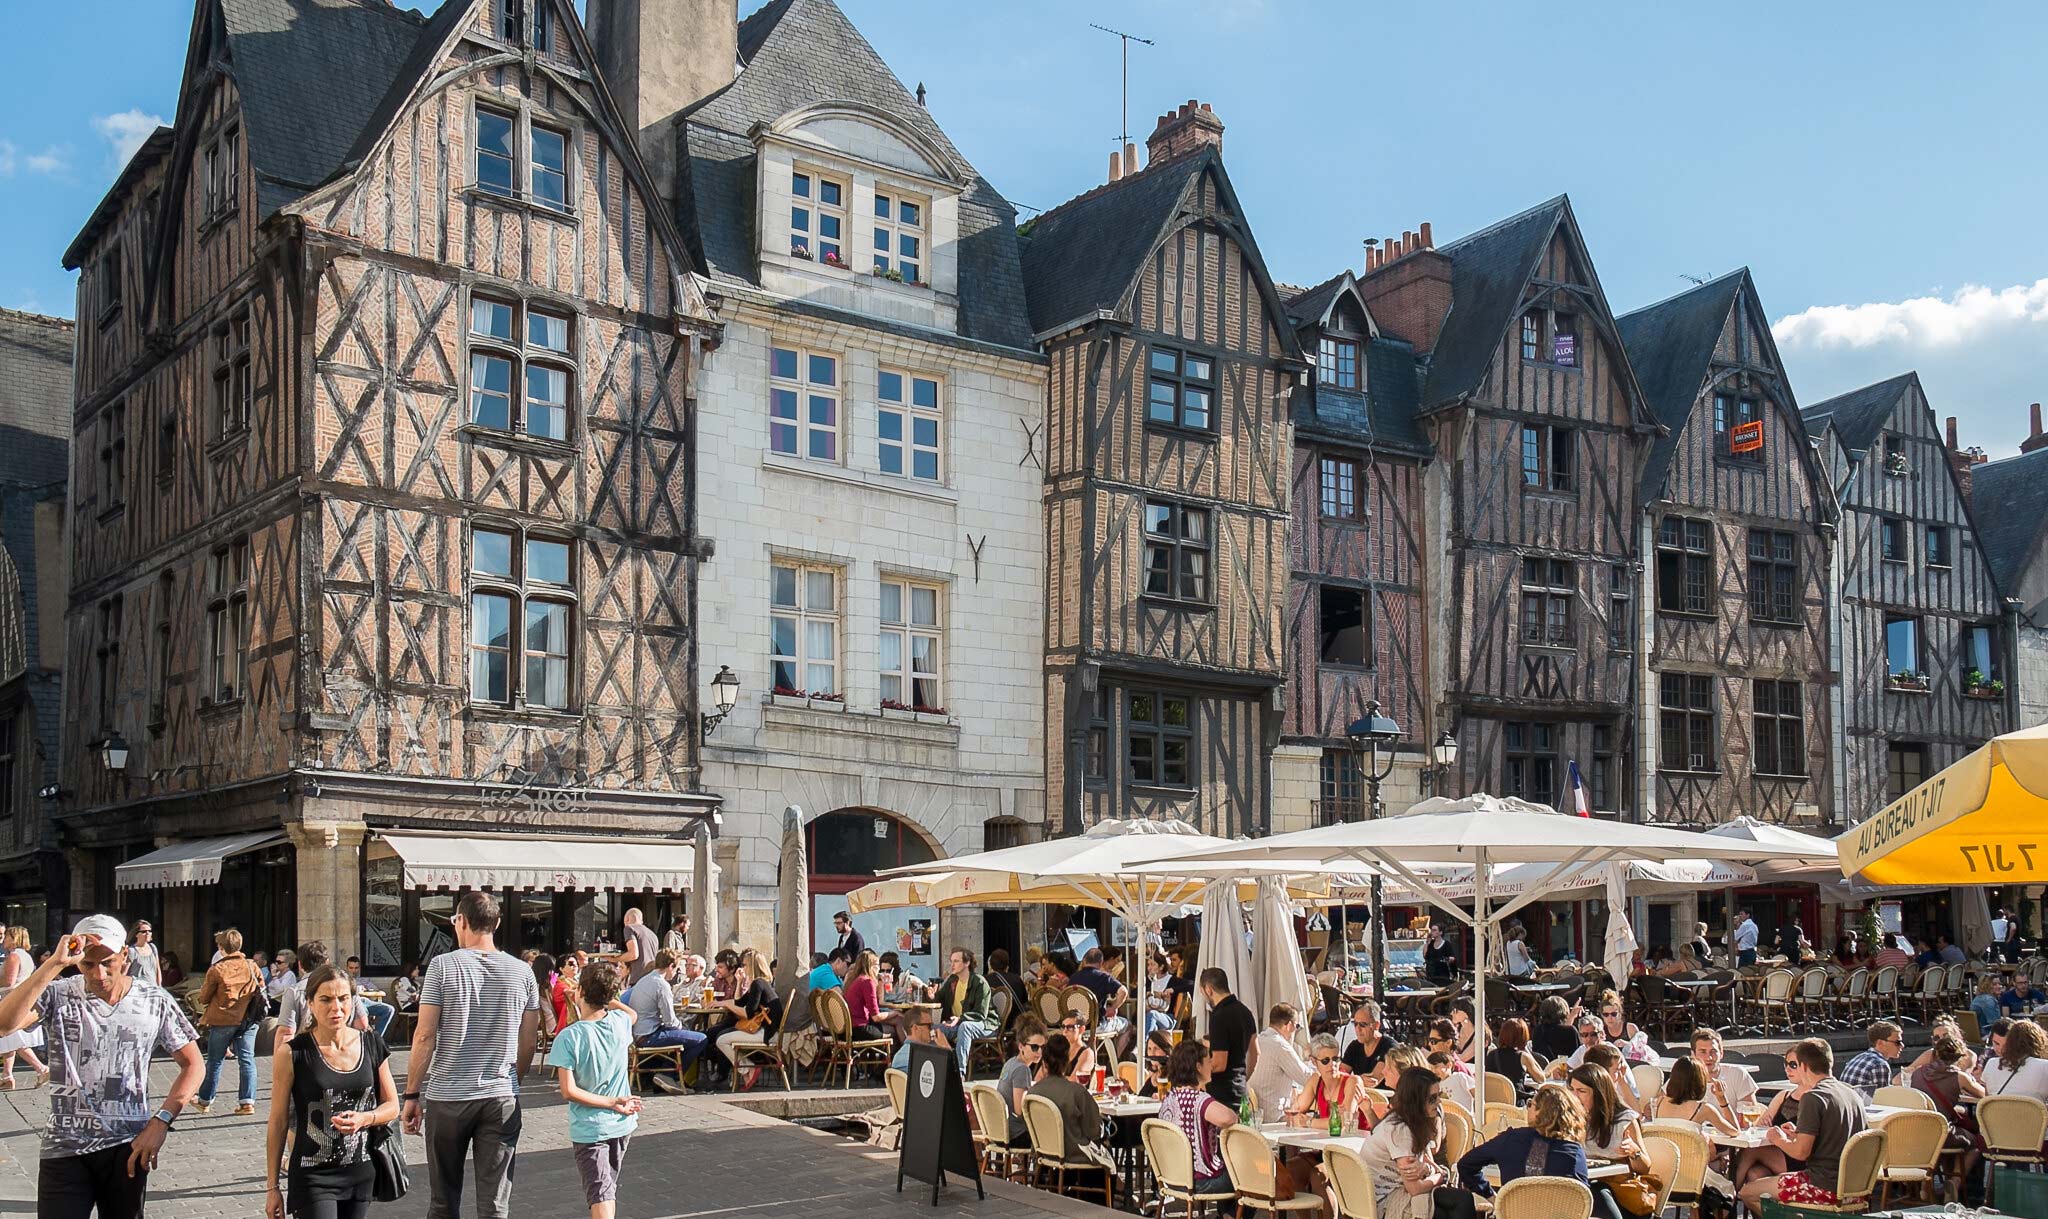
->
[[994, 1016, 1046, 1142], [1595, 992, 1650, 1063], [1057, 1014, 1098, 1084], [1284, 1032, 1369, 1129], [1359, 1067, 1446, 1219]]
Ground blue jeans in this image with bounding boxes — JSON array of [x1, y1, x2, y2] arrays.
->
[[941, 1018, 994, 1076], [200, 1022, 258, 1105], [1146, 1009, 1176, 1036], [636, 1026, 708, 1069], [364, 1001, 395, 1038], [1738, 948, 1757, 968]]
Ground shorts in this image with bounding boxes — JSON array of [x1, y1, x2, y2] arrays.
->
[[1771, 1171, 1838, 1207], [574, 1136, 631, 1205]]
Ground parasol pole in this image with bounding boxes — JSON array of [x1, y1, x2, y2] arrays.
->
[[1473, 846, 1491, 1089]]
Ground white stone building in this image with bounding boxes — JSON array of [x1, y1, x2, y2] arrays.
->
[[591, 0, 1045, 957]]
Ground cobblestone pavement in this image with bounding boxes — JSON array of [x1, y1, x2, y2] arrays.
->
[[0, 1051, 1102, 1219]]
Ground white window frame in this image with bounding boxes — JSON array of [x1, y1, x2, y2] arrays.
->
[[769, 561, 841, 698], [466, 293, 576, 441], [870, 188, 927, 283], [879, 577, 944, 712], [790, 168, 849, 267], [467, 524, 577, 711], [473, 101, 572, 213], [877, 369, 942, 481], [206, 539, 248, 704], [768, 345, 840, 463]]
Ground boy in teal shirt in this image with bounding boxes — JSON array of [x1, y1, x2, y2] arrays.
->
[[547, 962, 643, 1219]]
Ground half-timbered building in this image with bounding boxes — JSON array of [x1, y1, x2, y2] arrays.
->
[[58, 0, 718, 971], [589, 0, 1046, 960], [1617, 270, 1836, 829], [1963, 409, 2044, 731], [1023, 104, 1302, 839], [1803, 375, 2009, 826], [1360, 198, 1659, 819], [1273, 273, 1433, 829]]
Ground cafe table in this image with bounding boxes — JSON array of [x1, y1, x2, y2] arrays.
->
[[1710, 1104, 1915, 1148], [1095, 1093, 1163, 1205]]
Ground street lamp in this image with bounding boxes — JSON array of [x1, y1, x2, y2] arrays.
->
[[1425, 728, 1460, 793], [1346, 700, 1402, 1003], [100, 734, 130, 774], [701, 666, 741, 742]]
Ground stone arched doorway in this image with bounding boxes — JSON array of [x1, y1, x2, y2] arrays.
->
[[807, 808, 940, 978]]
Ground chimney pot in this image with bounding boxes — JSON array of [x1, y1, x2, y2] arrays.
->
[[1420, 221, 1433, 247], [2034, 403, 2044, 436], [1109, 149, 1123, 182], [1947, 416, 1958, 450], [1145, 97, 1225, 163], [1125, 141, 1138, 173]]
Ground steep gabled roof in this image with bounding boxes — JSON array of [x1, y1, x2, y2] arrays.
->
[[1800, 372, 1917, 457], [63, 127, 175, 268], [216, 0, 430, 217], [1017, 151, 1209, 336], [679, 0, 1032, 350], [1618, 270, 1746, 493], [1967, 448, 2048, 597], [1282, 271, 1350, 331], [1420, 195, 1565, 409]]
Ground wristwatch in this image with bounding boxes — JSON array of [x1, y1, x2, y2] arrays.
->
[[152, 1107, 176, 1130]]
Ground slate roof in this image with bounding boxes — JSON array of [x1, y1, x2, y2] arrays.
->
[[1617, 270, 1746, 495], [1800, 373, 1916, 456], [1282, 272, 1350, 331], [680, 0, 1033, 351], [1421, 196, 1568, 409], [1017, 151, 1209, 337], [1966, 448, 2048, 596], [217, 0, 429, 217], [63, 128, 174, 269], [1296, 339, 1430, 457]]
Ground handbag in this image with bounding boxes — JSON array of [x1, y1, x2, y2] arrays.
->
[[1604, 1166, 1666, 1216], [1431, 1186, 1481, 1219], [368, 1121, 409, 1202]]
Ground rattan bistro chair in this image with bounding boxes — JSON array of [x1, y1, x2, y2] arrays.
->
[[1776, 1127, 1885, 1213], [1493, 1176, 1593, 1219], [1979, 1093, 2048, 1206], [813, 987, 891, 1088], [1643, 1119, 1711, 1214], [967, 1082, 1027, 1182], [1322, 1143, 1381, 1219], [1142, 1117, 1237, 1219], [1875, 1108, 1949, 1208], [1220, 1126, 1323, 1219], [1022, 1093, 1115, 1206], [1872, 1085, 1934, 1111]]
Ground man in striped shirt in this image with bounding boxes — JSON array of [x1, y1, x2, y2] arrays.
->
[[401, 892, 541, 1219]]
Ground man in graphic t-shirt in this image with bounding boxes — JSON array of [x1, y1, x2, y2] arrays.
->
[[0, 914, 202, 1219]]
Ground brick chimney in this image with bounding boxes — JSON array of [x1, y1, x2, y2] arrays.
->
[[1357, 221, 1452, 353], [1947, 416, 1988, 501], [1145, 100, 1224, 164], [586, 0, 738, 202], [2022, 402, 2048, 455]]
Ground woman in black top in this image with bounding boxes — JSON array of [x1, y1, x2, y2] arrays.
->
[[1529, 995, 1579, 1062], [709, 948, 784, 1084], [1488, 1018, 1540, 1099], [264, 965, 398, 1219], [1688, 923, 1714, 971]]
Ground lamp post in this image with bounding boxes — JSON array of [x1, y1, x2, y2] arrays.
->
[[1346, 701, 1402, 1004], [700, 665, 740, 742], [99, 734, 130, 775], [1425, 728, 1460, 794]]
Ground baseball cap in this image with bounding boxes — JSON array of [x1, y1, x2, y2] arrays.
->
[[71, 914, 128, 963]]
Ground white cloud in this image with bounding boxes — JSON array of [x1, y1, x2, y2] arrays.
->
[[24, 148, 67, 174], [1774, 279, 2048, 351], [92, 109, 166, 167]]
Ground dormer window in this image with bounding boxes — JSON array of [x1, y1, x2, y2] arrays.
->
[[792, 170, 847, 266], [475, 106, 571, 213], [498, 0, 548, 50], [1318, 336, 1359, 389], [1520, 308, 1578, 367], [872, 192, 925, 283]]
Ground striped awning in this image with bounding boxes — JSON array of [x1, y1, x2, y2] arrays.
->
[[379, 832, 702, 893], [115, 831, 288, 890]]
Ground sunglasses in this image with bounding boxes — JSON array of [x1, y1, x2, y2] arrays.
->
[[1429, 1037, 1451, 1046], [1580, 1031, 1601, 1040], [1063, 1022, 1086, 1030], [1783, 1057, 1800, 1068], [1315, 1056, 1339, 1066], [1024, 1041, 1046, 1051], [1352, 1021, 1374, 1029]]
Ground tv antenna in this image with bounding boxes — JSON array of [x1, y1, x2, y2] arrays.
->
[[1089, 23, 1155, 147]]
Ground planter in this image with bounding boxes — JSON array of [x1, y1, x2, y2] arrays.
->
[[808, 696, 846, 712], [1966, 686, 2005, 700], [1886, 675, 1931, 693], [770, 693, 809, 709]]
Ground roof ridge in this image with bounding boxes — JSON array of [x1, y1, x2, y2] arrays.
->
[[1619, 267, 1748, 320], [1437, 193, 1568, 253], [0, 307, 77, 332], [1802, 371, 1918, 412], [1023, 146, 1211, 230]]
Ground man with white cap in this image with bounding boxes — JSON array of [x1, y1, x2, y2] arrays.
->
[[0, 914, 202, 1219]]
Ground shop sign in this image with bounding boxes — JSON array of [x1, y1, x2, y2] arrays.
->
[[479, 777, 595, 822]]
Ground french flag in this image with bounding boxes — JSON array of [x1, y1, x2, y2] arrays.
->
[[1567, 760, 1591, 817]]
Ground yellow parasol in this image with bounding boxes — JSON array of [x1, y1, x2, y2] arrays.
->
[[1837, 723, 2048, 885]]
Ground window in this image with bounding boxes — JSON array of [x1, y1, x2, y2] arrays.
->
[[1927, 525, 1952, 568], [1318, 585, 1369, 666], [499, 0, 523, 42], [1519, 557, 1574, 646], [1590, 724, 1618, 812], [1083, 686, 1109, 782], [1550, 313, 1577, 366], [200, 124, 239, 222], [468, 295, 574, 440], [1656, 516, 1712, 615], [153, 573, 172, 727], [1318, 336, 1360, 389], [871, 191, 924, 282], [1142, 501, 1211, 603], [157, 409, 176, 490], [877, 370, 941, 480], [1747, 529, 1799, 624], [1319, 749, 1365, 825], [1713, 395, 1761, 455], [879, 578, 942, 712], [1127, 690, 1193, 787], [769, 346, 838, 461], [1520, 312, 1540, 362], [211, 308, 251, 438], [1964, 623, 2000, 686], [474, 106, 570, 212], [1880, 517, 1906, 562], [1319, 455, 1359, 519], [1884, 614, 1922, 680], [469, 526, 575, 710], [790, 170, 846, 264], [1520, 424, 1574, 492], [97, 249, 122, 322], [1519, 309, 1577, 366], [1886, 742, 1927, 802], [769, 561, 839, 697], [1607, 563, 1632, 649], [1752, 680, 1806, 777], [206, 540, 248, 703], [98, 402, 126, 511], [96, 596, 123, 729], [1503, 722, 1557, 806], [1147, 346, 1215, 431], [1659, 673, 1716, 773], [1883, 434, 1907, 472]]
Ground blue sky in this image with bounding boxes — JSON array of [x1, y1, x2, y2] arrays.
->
[[5, 1, 2045, 451]]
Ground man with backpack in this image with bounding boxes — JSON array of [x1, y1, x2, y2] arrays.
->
[[192, 928, 266, 1115]]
